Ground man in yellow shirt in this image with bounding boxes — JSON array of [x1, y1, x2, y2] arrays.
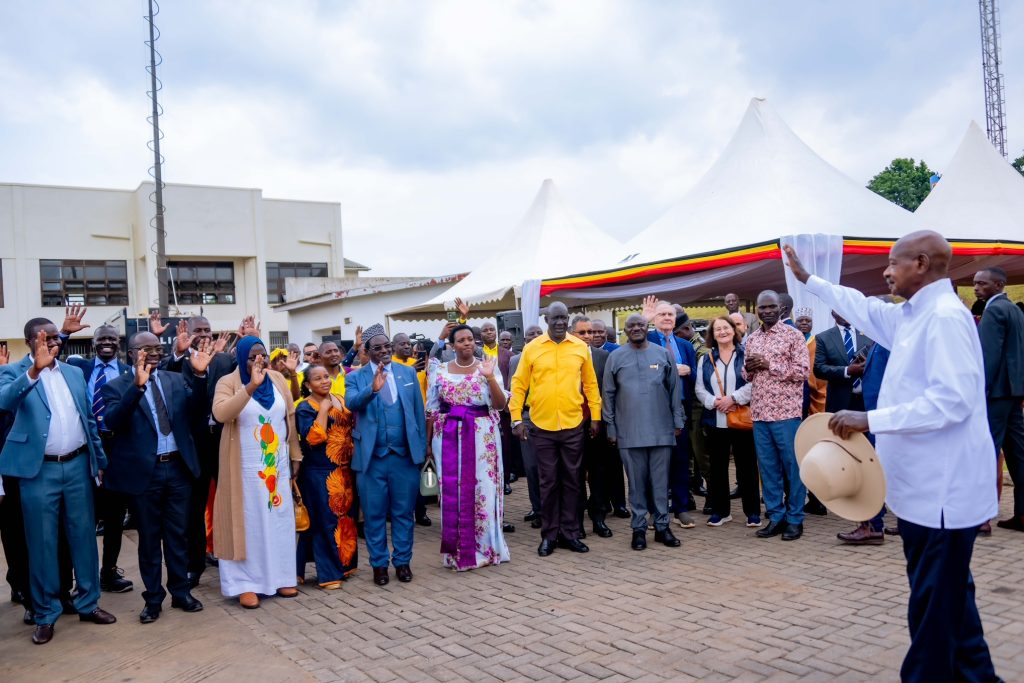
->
[[318, 340, 346, 397], [480, 322, 500, 358], [510, 302, 601, 557]]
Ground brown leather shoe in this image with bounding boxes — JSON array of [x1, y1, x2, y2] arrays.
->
[[979, 521, 993, 535], [78, 608, 117, 624], [276, 587, 298, 598], [239, 592, 260, 609], [837, 523, 883, 545], [32, 623, 54, 644], [372, 567, 389, 586], [395, 565, 413, 583]]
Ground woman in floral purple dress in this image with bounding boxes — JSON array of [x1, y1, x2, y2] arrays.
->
[[426, 325, 510, 570]]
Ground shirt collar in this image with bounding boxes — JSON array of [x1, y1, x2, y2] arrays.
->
[[985, 291, 1008, 308], [903, 278, 954, 315]]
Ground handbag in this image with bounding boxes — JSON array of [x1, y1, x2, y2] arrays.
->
[[712, 355, 754, 431], [420, 457, 439, 497], [292, 480, 311, 532]]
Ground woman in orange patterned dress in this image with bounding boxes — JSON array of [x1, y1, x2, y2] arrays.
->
[[295, 365, 358, 588]]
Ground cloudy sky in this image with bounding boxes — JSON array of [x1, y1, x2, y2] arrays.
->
[[2, 1, 1022, 275]]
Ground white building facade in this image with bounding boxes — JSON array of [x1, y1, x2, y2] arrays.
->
[[0, 181, 358, 354]]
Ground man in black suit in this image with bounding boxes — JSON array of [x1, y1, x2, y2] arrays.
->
[[974, 268, 1024, 531], [101, 332, 212, 623], [161, 315, 241, 585], [66, 324, 134, 593], [814, 312, 871, 414], [570, 316, 614, 538]]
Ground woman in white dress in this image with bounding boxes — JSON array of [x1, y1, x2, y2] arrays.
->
[[425, 324, 510, 571], [212, 336, 302, 608]]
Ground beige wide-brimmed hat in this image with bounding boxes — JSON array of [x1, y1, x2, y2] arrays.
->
[[795, 413, 886, 522]]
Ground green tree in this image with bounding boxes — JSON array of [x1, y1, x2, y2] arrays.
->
[[867, 158, 935, 211], [1013, 153, 1024, 177]]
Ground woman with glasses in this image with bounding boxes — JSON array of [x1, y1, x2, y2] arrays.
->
[[211, 336, 302, 609]]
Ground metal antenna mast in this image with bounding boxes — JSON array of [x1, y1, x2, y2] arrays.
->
[[146, 0, 169, 315], [979, 0, 1007, 157]]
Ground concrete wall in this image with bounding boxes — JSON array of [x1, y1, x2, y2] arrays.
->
[[0, 182, 345, 348]]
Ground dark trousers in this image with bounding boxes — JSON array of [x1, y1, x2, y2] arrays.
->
[[668, 425, 692, 513], [518, 417, 543, 514], [96, 486, 129, 572], [532, 424, 584, 541], [187, 426, 220, 576], [132, 460, 194, 607], [898, 519, 997, 683], [578, 420, 612, 524], [358, 451, 419, 568], [705, 426, 759, 517], [20, 454, 100, 625], [987, 397, 1024, 516]]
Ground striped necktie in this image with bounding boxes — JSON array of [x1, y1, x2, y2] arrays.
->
[[842, 327, 862, 392], [92, 363, 109, 427]]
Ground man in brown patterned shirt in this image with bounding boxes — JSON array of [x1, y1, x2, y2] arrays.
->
[[743, 290, 809, 541]]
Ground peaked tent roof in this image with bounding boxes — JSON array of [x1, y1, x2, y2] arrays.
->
[[915, 121, 1024, 241], [622, 97, 915, 266], [390, 179, 622, 320]]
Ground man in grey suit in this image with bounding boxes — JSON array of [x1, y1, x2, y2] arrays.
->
[[0, 318, 117, 644], [603, 314, 685, 550], [345, 324, 427, 587], [974, 267, 1024, 531]]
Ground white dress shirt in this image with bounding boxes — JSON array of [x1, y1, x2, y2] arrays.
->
[[806, 275, 997, 529], [368, 361, 398, 402], [27, 363, 88, 456]]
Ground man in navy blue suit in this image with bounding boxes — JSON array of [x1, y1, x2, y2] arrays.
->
[[100, 331, 212, 623], [641, 297, 698, 529], [0, 318, 117, 644], [346, 324, 427, 587], [66, 324, 135, 593]]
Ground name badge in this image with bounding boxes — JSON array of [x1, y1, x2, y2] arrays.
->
[[649, 364, 659, 369]]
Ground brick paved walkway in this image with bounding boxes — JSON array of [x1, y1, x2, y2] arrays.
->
[[3, 483, 1024, 682]]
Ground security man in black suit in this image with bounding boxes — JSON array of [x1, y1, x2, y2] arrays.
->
[[101, 332, 213, 623], [813, 311, 872, 413], [974, 267, 1024, 531]]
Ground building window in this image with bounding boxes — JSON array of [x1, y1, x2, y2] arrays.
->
[[268, 331, 289, 349], [266, 262, 328, 304], [40, 259, 129, 307], [168, 261, 236, 305]]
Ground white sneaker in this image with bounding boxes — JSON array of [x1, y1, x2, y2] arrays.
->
[[706, 514, 733, 527], [674, 512, 696, 529]]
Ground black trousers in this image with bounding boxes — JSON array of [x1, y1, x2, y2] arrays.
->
[[96, 486, 130, 572], [133, 459, 194, 607], [987, 397, 1024, 516], [577, 420, 625, 523], [898, 519, 997, 682], [532, 424, 584, 541], [705, 426, 760, 518], [0, 476, 73, 610], [186, 425, 220, 576]]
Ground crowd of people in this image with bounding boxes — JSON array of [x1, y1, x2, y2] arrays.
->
[[0, 230, 1021, 682]]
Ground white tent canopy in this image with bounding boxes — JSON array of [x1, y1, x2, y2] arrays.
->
[[391, 179, 622, 321], [915, 121, 1024, 246], [531, 98, 919, 332]]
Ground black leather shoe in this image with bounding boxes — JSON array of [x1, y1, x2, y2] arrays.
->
[[654, 528, 681, 547], [523, 510, 541, 522], [782, 523, 804, 541], [95, 521, 105, 537], [502, 522, 516, 533], [32, 623, 54, 644], [11, 589, 26, 605], [372, 567, 389, 586], [729, 486, 741, 500], [631, 531, 647, 551], [23, 608, 34, 625], [122, 512, 136, 530], [416, 515, 432, 527], [395, 565, 413, 583], [592, 520, 613, 538], [186, 572, 200, 589], [537, 539, 556, 557], [205, 552, 219, 567], [78, 608, 117, 624], [171, 594, 203, 612], [578, 526, 587, 539], [530, 517, 542, 529], [139, 605, 161, 624], [100, 567, 134, 593], [508, 473, 519, 483], [504, 484, 513, 496], [557, 537, 590, 553], [755, 520, 788, 538], [613, 507, 630, 519]]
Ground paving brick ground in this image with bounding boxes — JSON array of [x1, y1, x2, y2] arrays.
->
[[3, 479, 1024, 682]]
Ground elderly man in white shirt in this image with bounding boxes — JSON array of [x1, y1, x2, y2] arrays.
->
[[784, 233, 999, 683]]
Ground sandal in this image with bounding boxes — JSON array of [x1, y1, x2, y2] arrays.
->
[[319, 581, 342, 590]]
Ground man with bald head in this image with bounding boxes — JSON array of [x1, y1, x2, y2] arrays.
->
[[510, 303, 601, 557], [743, 290, 808, 541], [590, 320, 620, 352], [786, 231, 999, 682], [729, 312, 749, 340]]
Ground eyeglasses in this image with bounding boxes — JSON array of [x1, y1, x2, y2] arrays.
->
[[369, 343, 393, 352]]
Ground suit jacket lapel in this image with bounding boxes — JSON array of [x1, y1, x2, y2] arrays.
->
[[21, 357, 50, 413], [138, 376, 157, 433]]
